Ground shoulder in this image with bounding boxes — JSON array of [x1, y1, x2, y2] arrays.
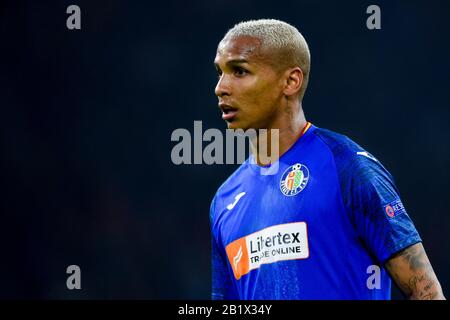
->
[[311, 127, 402, 221], [312, 127, 371, 164], [312, 126, 395, 185]]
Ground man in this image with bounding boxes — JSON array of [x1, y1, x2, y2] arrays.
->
[[210, 19, 445, 300]]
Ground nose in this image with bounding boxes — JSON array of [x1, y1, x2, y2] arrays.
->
[[215, 74, 231, 97]]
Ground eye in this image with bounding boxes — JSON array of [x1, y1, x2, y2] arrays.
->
[[234, 67, 248, 77], [216, 67, 223, 78]]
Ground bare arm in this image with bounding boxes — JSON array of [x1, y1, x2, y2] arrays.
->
[[385, 242, 445, 300]]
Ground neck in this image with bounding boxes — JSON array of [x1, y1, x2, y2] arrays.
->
[[250, 101, 307, 166]]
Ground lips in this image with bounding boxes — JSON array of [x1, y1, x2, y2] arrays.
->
[[219, 103, 238, 121]]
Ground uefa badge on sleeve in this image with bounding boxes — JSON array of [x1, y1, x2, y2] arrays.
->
[[384, 199, 407, 219], [280, 163, 309, 196]]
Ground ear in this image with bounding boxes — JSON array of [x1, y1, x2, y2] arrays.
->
[[283, 67, 303, 97]]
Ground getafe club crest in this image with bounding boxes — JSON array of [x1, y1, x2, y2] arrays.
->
[[280, 163, 309, 196]]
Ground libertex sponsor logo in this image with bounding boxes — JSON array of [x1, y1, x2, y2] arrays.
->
[[225, 222, 309, 280]]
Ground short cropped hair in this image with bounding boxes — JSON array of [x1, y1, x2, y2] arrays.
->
[[222, 19, 311, 101]]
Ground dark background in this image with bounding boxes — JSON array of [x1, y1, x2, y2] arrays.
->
[[0, 0, 449, 299]]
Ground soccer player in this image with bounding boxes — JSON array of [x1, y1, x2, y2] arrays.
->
[[210, 19, 445, 300]]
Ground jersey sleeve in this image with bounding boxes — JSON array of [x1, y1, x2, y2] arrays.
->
[[210, 197, 234, 300], [338, 153, 422, 265]]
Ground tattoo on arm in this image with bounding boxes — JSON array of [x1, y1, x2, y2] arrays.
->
[[385, 243, 445, 300]]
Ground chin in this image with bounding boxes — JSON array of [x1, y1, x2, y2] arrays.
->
[[226, 121, 247, 131]]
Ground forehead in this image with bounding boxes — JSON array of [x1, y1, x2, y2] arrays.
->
[[215, 36, 265, 64]]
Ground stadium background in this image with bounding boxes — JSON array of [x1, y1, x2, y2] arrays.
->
[[1, 0, 449, 299]]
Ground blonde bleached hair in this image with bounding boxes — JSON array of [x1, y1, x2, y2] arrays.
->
[[222, 19, 311, 101]]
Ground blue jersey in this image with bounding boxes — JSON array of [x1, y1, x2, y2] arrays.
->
[[210, 123, 421, 300]]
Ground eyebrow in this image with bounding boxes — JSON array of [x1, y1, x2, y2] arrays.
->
[[215, 59, 249, 68], [226, 59, 248, 65]]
